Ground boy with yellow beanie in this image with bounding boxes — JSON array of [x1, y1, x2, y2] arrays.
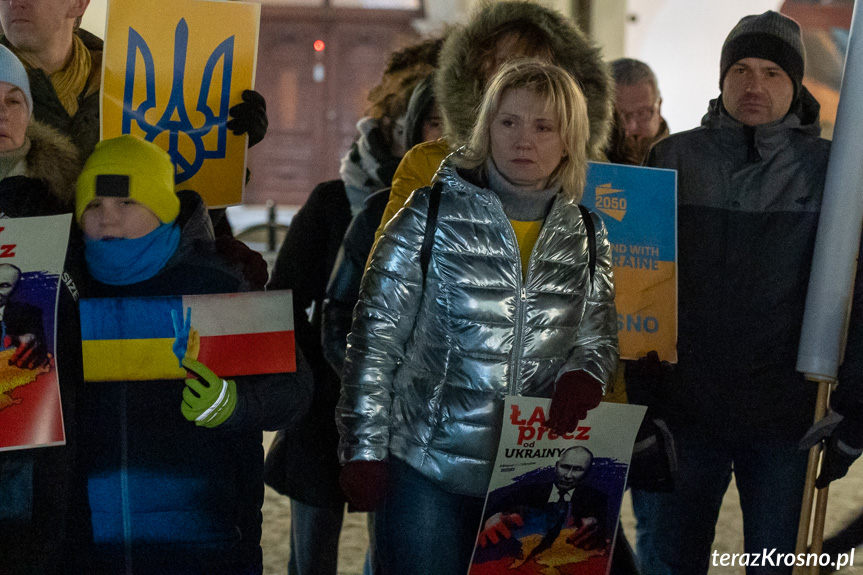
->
[[76, 136, 181, 285], [72, 135, 311, 573]]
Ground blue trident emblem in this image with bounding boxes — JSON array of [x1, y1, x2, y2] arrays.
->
[[122, 19, 234, 184]]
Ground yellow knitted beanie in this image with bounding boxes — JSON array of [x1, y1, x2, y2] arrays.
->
[[76, 135, 180, 224]]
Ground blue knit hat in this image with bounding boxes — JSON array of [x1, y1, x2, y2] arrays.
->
[[0, 45, 33, 116]]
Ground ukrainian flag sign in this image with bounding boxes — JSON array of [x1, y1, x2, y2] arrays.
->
[[101, 0, 261, 207], [582, 162, 677, 362], [80, 291, 295, 382]]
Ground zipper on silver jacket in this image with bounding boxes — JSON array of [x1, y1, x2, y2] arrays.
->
[[510, 240, 526, 396], [461, 176, 563, 396], [485, 192, 528, 396], [487, 191, 552, 396]]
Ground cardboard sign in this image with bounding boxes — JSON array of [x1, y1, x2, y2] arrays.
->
[[81, 291, 295, 381], [469, 398, 645, 575], [582, 162, 677, 362], [102, 0, 261, 207], [0, 215, 72, 452]]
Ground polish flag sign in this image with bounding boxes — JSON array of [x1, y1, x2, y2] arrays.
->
[[80, 291, 295, 381]]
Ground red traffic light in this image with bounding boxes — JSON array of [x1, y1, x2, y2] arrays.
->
[[313, 40, 325, 52]]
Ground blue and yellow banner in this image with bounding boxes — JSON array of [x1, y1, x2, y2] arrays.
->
[[80, 291, 296, 382], [101, 0, 261, 207], [582, 162, 677, 362]]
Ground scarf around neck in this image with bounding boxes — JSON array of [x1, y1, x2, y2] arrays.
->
[[339, 117, 401, 213], [85, 223, 181, 286], [11, 34, 92, 117], [486, 158, 559, 221]]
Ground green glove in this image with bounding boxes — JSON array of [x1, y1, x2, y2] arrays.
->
[[181, 358, 237, 428]]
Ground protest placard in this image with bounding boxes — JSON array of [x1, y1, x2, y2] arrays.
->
[[469, 398, 645, 575], [0, 215, 71, 451], [582, 162, 677, 361], [102, 0, 261, 207]]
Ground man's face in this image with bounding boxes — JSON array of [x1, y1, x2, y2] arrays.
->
[[615, 81, 661, 140], [554, 448, 592, 491], [722, 57, 794, 126], [0, 0, 88, 53], [0, 265, 20, 307]]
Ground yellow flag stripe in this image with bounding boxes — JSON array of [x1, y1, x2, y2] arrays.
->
[[82, 339, 186, 382]]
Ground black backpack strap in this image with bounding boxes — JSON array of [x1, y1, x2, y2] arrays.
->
[[577, 204, 596, 283], [420, 182, 443, 279]]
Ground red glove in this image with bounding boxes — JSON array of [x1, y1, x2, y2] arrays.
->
[[546, 370, 603, 435], [478, 512, 524, 548], [339, 460, 389, 512], [566, 517, 608, 551], [6, 334, 49, 370]]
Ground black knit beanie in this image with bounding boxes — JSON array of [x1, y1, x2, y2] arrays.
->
[[720, 11, 804, 100]]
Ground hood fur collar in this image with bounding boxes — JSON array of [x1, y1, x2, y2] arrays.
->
[[24, 121, 81, 211], [435, 1, 614, 159]]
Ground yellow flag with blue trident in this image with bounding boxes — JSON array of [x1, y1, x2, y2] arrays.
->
[[101, 0, 260, 207]]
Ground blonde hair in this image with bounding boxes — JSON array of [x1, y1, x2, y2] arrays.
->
[[459, 58, 590, 201]]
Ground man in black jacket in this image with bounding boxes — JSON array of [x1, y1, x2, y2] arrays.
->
[[627, 11, 862, 575]]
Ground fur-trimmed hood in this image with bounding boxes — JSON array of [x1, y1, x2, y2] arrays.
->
[[24, 121, 81, 211], [435, 1, 614, 159]]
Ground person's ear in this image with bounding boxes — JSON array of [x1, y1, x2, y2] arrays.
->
[[68, 0, 90, 20], [656, 97, 663, 116]]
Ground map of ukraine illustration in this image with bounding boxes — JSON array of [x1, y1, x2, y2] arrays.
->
[[0, 348, 50, 410]]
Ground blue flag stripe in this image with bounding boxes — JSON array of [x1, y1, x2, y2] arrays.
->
[[80, 297, 183, 340]]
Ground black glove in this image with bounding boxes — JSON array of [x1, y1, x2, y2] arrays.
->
[[625, 351, 677, 492], [340, 460, 389, 512], [624, 350, 673, 408], [227, 90, 268, 147], [628, 417, 677, 492], [214, 235, 269, 291], [800, 410, 863, 488]]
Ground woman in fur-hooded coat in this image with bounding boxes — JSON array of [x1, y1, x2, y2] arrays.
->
[[0, 121, 81, 216], [374, 0, 615, 241]]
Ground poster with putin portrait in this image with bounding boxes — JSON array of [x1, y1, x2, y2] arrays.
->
[[0, 214, 71, 451], [468, 398, 645, 575]]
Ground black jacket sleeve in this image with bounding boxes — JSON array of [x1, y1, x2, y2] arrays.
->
[[834, 233, 863, 417], [321, 188, 390, 375], [224, 346, 313, 432]]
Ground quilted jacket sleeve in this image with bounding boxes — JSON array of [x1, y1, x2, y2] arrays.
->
[[558, 210, 619, 393], [336, 187, 432, 463]]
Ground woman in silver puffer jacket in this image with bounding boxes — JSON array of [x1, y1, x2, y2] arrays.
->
[[336, 59, 618, 575]]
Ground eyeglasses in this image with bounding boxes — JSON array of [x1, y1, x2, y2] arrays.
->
[[618, 103, 659, 125]]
